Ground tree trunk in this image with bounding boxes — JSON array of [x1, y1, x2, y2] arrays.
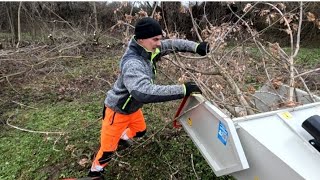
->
[[93, 2, 98, 32], [16, 1, 22, 48], [6, 2, 18, 46]]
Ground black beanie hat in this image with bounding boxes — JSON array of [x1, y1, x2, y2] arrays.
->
[[135, 17, 162, 39]]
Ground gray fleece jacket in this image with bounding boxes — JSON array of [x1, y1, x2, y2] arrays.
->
[[105, 37, 198, 114]]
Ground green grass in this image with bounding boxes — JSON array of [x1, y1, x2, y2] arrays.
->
[[0, 96, 227, 179], [0, 45, 116, 179], [1, 95, 102, 180], [293, 48, 320, 67], [0, 32, 51, 45], [247, 46, 320, 67]]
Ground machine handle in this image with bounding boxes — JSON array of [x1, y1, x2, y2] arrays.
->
[[173, 96, 189, 128]]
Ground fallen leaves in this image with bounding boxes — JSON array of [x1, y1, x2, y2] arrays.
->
[[271, 77, 283, 89], [305, 12, 320, 29], [78, 158, 89, 167], [268, 42, 280, 58], [125, 14, 133, 23], [243, 3, 253, 13], [247, 85, 256, 94], [65, 144, 75, 151], [137, 9, 148, 17], [280, 101, 301, 108], [276, 3, 286, 11], [306, 12, 316, 22], [153, 12, 162, 21]]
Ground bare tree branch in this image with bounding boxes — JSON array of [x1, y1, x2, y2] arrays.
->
[[209, 55, 255, 115], [161, 2, 170, 37], [188, 3, 202, 42], [294, 68, 320, 79], [264, 2, 299, 102], [151, 1, 157, 17], [294, 68, 317, 102]]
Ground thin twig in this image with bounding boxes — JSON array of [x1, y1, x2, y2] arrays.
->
[[6, 77, 20, 94], [294, 68, 320, 79], [0, 70, 26, 79], [12, 101, 38, 109], [188, 3, 202, 42], [170, 170, 179, 180], [293, 2, 303, 58], [203, 2, 213, 26], [95, 74, 112, 87], [173, 54, 220, 75], [294, 68, 316, 102], [161, 2, 170, 36], [53, 134, 62, 152], [177, 52, 208, 59], [264, 65, 286, 103], [184, 66, 220, 75], [6, 112, 65, 135], [125, 2, 135, 39], [35, 55, 82, 66], [151, 1, 158, 17], [191, 154, 200, 180], [58, 41, 85, 53], [112, 158, 131, 167]]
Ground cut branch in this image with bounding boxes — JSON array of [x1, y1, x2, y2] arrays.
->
[[188, 3, 202, 42], [210, 56, 255, 115]]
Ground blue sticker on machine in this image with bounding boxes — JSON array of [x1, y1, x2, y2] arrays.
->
[[217, 121, 229, 145]]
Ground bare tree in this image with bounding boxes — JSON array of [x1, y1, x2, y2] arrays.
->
[[93, 2, 98, 32], [5, 2, 18, 46], [16, 1, 22, 48]]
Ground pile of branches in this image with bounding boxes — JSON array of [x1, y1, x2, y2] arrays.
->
[[114, 2, 320, 117]]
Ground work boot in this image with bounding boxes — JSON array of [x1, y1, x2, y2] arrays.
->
[[87, 170, 104, 180], [118, 139, 134, 151]]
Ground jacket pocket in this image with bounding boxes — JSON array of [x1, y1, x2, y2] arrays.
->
[[102, 105, 106, 120], [110, 111, 116, 125]]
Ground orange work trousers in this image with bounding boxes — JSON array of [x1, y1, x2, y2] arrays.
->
[[91, 107, 146, 172]]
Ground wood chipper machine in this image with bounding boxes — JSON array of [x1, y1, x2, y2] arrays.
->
[[174, 84, 320, 180]]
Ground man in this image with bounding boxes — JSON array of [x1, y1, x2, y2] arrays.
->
[[88, 17, 209, 179]]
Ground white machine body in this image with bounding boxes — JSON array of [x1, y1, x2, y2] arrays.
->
[[176, 87, 320, 180]]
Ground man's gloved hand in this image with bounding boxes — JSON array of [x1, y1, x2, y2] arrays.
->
[[184, 82, 202, 96], [196, 42, 210, 56]]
